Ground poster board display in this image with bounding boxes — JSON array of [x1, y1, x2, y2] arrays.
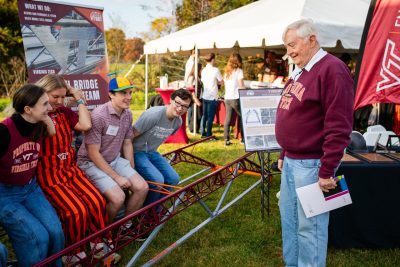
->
[[17, 0, 109, 110], [239, 89, 282, 152]]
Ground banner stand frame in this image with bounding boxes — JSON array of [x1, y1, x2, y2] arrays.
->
[[257, 150, 274, 219]]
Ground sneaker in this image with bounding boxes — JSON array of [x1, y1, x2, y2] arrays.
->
[[119, 225, 135, 241], [91, 242, 122, 264], [62, 251, 87, 267], [225, 140, 232, 146]]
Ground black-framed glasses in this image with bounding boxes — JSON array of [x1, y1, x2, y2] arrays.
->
[[173, 100, 190, 110]]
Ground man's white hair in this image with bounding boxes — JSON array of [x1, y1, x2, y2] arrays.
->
[[282, 19, 319, 42]]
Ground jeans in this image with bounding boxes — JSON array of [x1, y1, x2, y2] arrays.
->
[[0, 243, 7, 267], [201, 99, 218, 137], [0, 178, 64, 267], [134, 151, 180, 206], [224, 99, 244, 141], [279, 157, 329, 267]]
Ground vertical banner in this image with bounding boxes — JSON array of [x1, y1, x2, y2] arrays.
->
[[354, 0, 400, 110], [17, 0, 109, 109]]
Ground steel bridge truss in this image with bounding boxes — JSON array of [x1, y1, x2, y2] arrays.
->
[[34, 137, 278, 267]]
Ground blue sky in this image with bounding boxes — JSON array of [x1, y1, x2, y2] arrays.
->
[[57, 0, 176, 38]]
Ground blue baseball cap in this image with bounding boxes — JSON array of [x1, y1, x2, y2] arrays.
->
[[109, 77, 135, 92]]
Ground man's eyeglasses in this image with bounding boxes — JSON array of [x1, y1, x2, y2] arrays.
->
[[173, 100, 190, 110]]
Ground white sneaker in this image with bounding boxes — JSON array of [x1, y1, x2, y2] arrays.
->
[[91, 242, 122, 264], [62, 251, 87, 267]]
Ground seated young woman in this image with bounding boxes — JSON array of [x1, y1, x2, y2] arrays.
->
[[0, 84, 64, 266], [35, 74, 115, 263]]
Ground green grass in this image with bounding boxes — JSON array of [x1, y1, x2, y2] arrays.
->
[[115, 127, 400, 267]]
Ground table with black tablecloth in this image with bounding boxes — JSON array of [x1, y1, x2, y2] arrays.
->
[[329, 159, 400, 248]]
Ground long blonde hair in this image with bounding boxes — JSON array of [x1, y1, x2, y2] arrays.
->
[[224, 53, 243, 79], [35, 74, 69, 93]]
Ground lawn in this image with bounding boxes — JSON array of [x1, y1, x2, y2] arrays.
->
[[115, 125, 400, 267]]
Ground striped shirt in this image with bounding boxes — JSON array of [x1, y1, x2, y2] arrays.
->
[[37, 106, 79, 187], [77, 101, 133, 163]]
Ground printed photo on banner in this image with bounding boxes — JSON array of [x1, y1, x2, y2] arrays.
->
[[17, 0, 109, 109]]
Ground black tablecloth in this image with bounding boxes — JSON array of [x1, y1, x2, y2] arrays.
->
[[329, 162, 400, 248]]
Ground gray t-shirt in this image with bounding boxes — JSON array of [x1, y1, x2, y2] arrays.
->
[[133, 106, 182, 152]]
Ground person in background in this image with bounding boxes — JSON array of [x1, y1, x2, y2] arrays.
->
[[35, 74, 112, 263], [275, 19, 353, 267], [184, 49, 196, 88], [201, 53, 223, 138], [132, 89, 193, 206], [78, 77, 148, 226], [223, 53, 245, 146], [0, 242, 7, 267], [0, 84, 64, 266], [188, 63, 203, 133]]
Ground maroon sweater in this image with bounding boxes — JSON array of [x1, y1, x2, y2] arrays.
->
[[275, 54, 354, 178]]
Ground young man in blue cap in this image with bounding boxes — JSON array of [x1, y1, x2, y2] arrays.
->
[[78, 77, 148, 223]]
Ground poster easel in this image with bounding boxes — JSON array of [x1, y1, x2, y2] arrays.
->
[[239, 88, 282, 218]]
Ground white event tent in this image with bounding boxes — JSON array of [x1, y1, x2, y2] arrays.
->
[[142, 0, 370, 106], [145, 0, 370, 55]]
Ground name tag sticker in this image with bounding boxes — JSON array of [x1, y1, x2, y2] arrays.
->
[[106, 125, 119, 136]]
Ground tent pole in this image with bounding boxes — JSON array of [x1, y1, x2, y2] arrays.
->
[[192, 46, 199, 136], [145, 54, 148, 110]]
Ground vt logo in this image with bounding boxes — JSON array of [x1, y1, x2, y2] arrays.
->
[[57, 152, 69, 160], [377, 39, 400, 91]]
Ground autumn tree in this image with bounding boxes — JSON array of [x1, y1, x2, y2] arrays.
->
[[105, 28, 126, 63], [0, 0, 27, 96], [175, 0, 257, 30], [140, 16, 176, 42], [124, 38, 144, 62], [0, 0, 23, 62]]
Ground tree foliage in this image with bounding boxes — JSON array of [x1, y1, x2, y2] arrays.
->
[[105, 28, 126, 63], [0, 0, 24, 62], [0, 0, 26, 96], [140, 16, 176, 42], [0, 57, 27, 97], [124, 38, 145, 62], [175, 0, 257, 30]]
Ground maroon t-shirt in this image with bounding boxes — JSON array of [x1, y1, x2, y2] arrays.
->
[[0, 118, 41, 185], [275, 54, 354, 178]]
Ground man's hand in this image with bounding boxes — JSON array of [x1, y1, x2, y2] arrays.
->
[[319, 177, 337, 192], [114, 175, 131, 190], [277, 159, 283, 171]]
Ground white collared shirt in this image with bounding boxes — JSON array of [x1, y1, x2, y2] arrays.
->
[[290, 48, 328, 81]]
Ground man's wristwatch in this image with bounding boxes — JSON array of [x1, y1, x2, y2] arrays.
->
[[76, 98, 85, 106]]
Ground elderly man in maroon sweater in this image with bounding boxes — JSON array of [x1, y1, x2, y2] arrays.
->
[[275, 19, 353, 267]]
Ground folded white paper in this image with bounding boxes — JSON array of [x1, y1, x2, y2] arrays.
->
[[296, 175, 352, 218]]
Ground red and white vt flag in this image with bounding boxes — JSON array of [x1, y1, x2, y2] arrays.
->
[[354, 0, 400, 109]]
